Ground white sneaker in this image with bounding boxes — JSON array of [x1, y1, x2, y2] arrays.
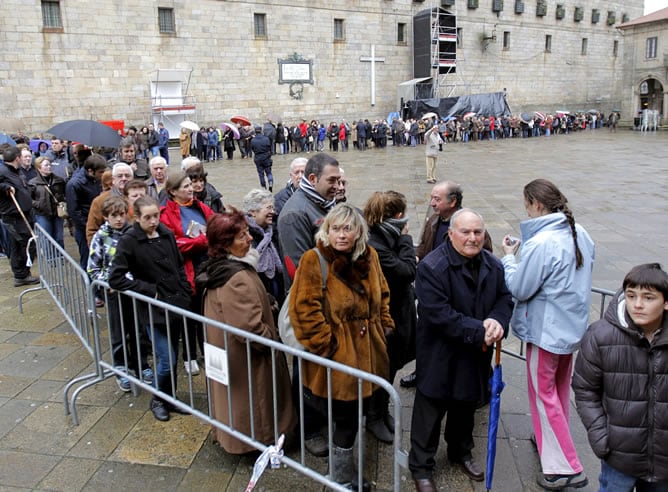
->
[[184, 360, 200, 376]]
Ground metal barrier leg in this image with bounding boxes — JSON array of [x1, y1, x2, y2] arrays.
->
[[17, 285, 46, 314], [63, 371, 102, 417], [68, 372, 109, 426]]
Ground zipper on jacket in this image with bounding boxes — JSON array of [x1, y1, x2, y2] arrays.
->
[[648, 348, 656, 480]]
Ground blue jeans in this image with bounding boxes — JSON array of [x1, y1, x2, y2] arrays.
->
[[73, 225, 88, 270], [150, 146, 160, 157], [599, 460, 668, 492], [146, 324, 178, 380], [35, 214, 64, 249]]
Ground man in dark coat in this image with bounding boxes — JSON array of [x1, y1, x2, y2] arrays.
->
[[0, 147, 39, 285], [65, 154, 106, 269], [409, 208, 512, 491], [250, 126, 273, 191]]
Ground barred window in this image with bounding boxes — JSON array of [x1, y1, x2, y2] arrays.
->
[[254, 13, 267, 38], [158, 7, 175, 34], [646, 37, 657, 59], [334, 19, 345, 41], [41, 0, 62, 29], [397, 22, 406, 44]]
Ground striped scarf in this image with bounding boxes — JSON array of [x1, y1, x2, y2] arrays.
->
[[298, 175, 336, 212]]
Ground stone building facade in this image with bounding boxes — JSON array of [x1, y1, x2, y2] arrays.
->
[[618, 7, 668, 124], [0, 0, 644, 133]]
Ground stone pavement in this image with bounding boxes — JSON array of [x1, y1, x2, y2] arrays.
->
[[1, 130, 666, 491]]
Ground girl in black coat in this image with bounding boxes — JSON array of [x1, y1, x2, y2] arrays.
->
[[108, 196, 192, 422]]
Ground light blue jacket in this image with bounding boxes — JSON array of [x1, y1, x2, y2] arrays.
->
[[502, 212, 595, 354]]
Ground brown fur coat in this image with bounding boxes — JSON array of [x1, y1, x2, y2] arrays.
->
[[289, 242, 394, 401]]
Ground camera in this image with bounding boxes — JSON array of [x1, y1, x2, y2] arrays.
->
[[506, 236, 520, 246]]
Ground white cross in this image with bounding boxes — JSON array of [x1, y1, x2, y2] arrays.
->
[[359, 45, 385, 106]]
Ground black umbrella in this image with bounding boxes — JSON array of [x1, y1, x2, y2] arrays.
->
[[46, 119, 121, 148]]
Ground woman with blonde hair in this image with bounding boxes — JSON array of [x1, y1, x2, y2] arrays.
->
[[289, 202, 394, 490]]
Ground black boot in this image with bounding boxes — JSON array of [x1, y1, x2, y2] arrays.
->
[[150, 397, 170, 421], [366, 390, 394, 443]]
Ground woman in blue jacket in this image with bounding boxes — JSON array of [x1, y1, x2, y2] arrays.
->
[[501, 179, 595, 490]]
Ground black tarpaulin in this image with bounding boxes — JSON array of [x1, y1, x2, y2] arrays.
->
[[407, 92, 512, 119]]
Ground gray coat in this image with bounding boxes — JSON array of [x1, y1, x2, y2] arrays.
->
[[277, 188, 328, 268], [573, 290, 668, 481]]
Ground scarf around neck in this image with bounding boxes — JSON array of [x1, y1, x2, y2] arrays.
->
[[246, 215, 282, 279], [196, 249, 259, 291], [299, 175, 336, 211]]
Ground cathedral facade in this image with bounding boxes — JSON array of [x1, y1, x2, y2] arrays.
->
[[0, 0, 644, 132]]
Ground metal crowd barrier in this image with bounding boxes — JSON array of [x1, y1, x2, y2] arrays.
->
[[501, 286, 617, 361], [25, 225, 408, 491]]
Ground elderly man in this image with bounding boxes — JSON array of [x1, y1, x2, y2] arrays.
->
[[273, 156, 306, 218], [409, 209, 512, 490], [146, 155, 167, 204], [400, 181, 465, 388], [0, 147, 39, 285], [86, 162, 133, 244]]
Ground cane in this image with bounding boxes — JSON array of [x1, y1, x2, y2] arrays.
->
[[9, 189, 37, 268]]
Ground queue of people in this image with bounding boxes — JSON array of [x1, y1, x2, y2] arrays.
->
[[3, 135, 666, 492]]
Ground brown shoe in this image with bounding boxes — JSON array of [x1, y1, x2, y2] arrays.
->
[[414, 477, 437, 492], [451, 457, 484, 481]]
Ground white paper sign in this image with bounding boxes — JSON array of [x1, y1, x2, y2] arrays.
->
[[204, 342, 229, 386]]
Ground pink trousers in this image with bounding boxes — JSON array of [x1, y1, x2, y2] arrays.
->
[[526, 343, 583, 475]]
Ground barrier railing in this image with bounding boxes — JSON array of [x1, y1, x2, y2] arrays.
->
[[25, 225, 407, 491]]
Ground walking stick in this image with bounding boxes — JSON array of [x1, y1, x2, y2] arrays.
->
[[9, 189, 37, 268]]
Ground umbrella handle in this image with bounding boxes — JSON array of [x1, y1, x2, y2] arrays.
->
[[495, 340, 502, 366]]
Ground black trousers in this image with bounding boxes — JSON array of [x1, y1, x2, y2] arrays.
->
[[2, 214, 35, 279], [408, 388, 477, 480]]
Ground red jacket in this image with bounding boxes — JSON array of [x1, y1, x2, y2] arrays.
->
[[160, 198, 215, 293]]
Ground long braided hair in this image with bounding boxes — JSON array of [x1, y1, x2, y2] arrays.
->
[[523, 179, 584, 269]]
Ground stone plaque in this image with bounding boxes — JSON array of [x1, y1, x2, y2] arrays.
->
[[278, 53, 313, 84]]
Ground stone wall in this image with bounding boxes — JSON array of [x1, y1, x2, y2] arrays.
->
[[0, 0, 643, 133]]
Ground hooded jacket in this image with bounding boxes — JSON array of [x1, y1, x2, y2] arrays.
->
[[572, 290, 668, 481], [502, 212, 595, 354]]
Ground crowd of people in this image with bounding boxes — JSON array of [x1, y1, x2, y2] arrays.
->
[[1, 124, 666, 492]]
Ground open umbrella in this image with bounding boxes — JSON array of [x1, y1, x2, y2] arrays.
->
[[486, 341, 505, 492], [220, 122, 240, 139], [422, 112, 438, 120], [587, 109, 599, 114], [533, 111, 546, 121], [231, 115, 252, 126], [180, 120, 200, 132], [29, 139, 51, 153], [46, 119, 121, 148], [443, 116, 457, 122], [0, 133, 17, 147], [463, 111, 477, 119], [520, 112, 531, 123], [555, 110, 570, 115]]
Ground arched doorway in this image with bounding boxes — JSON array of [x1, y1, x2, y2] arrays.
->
[[639, 78, 664, 115]]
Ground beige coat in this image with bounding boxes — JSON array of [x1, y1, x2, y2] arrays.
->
[[204, 267, 296, 454]]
